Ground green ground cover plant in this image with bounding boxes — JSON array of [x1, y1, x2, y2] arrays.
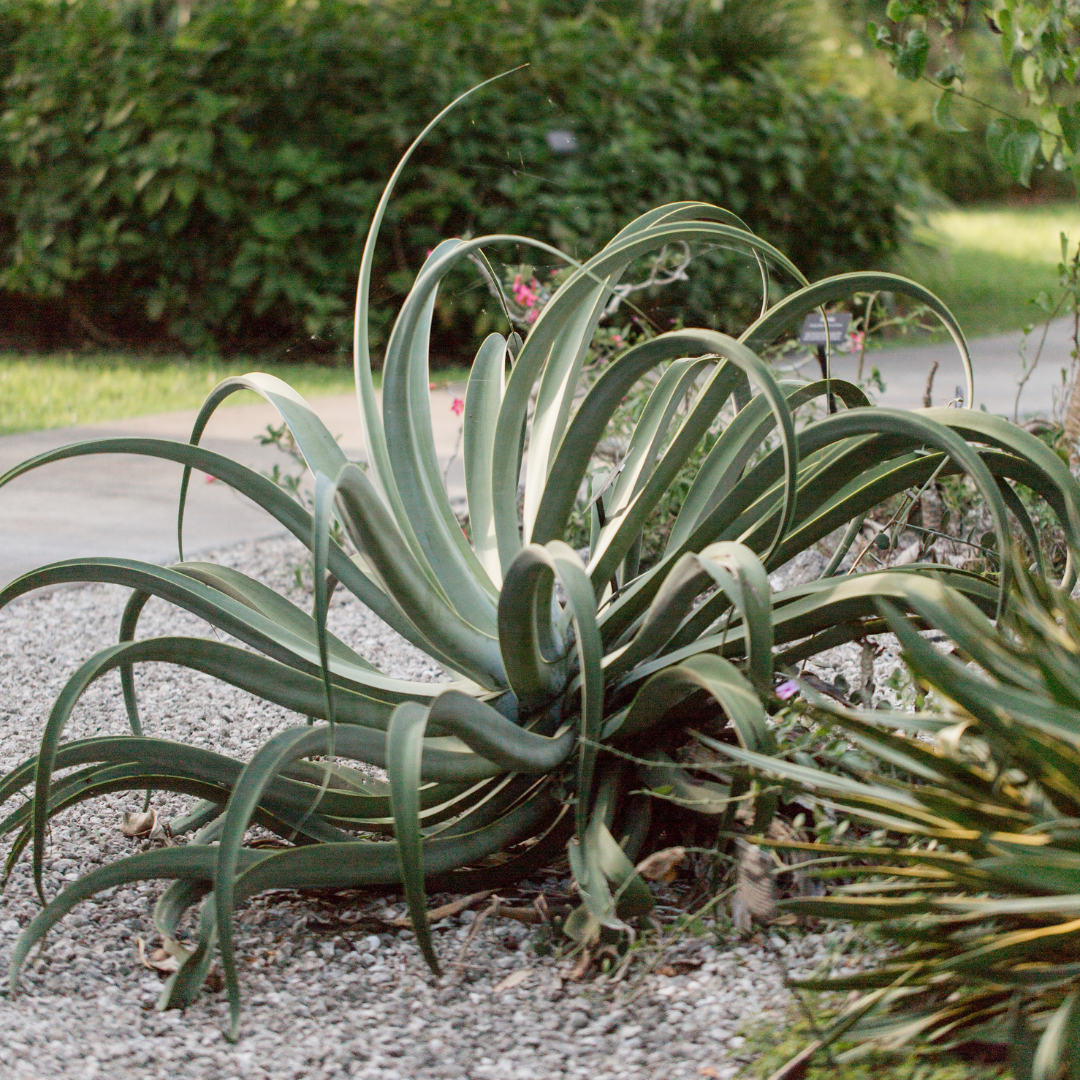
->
[[1, 90, 1078, 1047], [743, 1015, 1007, 1078]]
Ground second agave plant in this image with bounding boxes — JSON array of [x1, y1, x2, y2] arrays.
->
[[2, 88, 1079, 1036]]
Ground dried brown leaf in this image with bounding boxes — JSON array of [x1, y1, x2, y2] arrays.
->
[[493, 906, 543, 925], [120, 810, 158, 838], [492, 968, 532, 993], [386, 889, 493, 928], [635, 846, 686, 883], [136, 936, 181, 973]]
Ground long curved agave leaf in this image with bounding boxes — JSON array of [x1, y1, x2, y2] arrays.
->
[[464, 333, 510, 586], [566, 766, 654, 941], [382, 239, 503, 621], [352, 71, 526, 501], [529, 544, 602, 839], [23, 645, 519, 897], [387, 701, 440, 977], [667, 378, 871, 553], [233, 789, 558, 900], [529, 331, 750, 546], [369, 228, 587, 580], [611, 653, 773, 754], [668, 408, 1014, 610], [600, 357, 718, 573], [589, 335, 800, 591], [604, 541, 773, 692], [492, 221, 806, 574], [158, 890, 218, 1011], [332, 463, 505, 686], [498, 544, 569, 707], [10, 784, 559, 1003], [522, 274, 618, 543], [0, 437, 455, 663], [615, 567, 998, 692], [1, 561, 451, 699], [178, 372, 352, 560], [8, 844, 272, 992], [214, 723, 348, 1037], [176, 561, 380, 671], [740, 271, 974, 408]]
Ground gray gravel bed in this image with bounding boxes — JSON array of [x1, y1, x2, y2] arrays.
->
[[0, 534, 864, 1080]]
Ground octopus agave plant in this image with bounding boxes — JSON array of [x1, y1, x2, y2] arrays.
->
[[2, 86, 1079, 1037]]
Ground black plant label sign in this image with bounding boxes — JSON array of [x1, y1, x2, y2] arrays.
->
[[799, 312, 851, 349]]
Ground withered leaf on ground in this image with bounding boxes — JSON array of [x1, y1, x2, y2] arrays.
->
[[119, 810, 158, 837], [386, 889, 493, 928], [492, 968, 532, 993], [636, 846, 686, 882]]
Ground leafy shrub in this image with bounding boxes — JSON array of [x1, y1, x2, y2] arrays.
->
[[1, 95, 1074, 1039], [0, 0, 921, 355]]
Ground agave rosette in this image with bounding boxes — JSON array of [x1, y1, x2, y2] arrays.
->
[[3, 87, 1080, 1036]]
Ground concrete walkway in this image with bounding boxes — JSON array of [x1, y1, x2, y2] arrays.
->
[[0, 385, 468, 588], [829, 317, 1074, 416], [0, 322, 1069, 588]]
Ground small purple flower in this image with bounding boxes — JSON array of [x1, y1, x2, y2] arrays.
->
[[775, 679, 800, 701]]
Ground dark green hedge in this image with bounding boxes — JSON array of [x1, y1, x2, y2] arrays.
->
[[0, 0, 921, 359]]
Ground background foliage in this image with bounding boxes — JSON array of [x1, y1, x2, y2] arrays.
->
[[867, 0, 1080, 194], [0, 0, 921, 358]]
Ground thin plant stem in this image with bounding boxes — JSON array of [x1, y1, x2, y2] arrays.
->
[[1015, 290, 1066, 423]]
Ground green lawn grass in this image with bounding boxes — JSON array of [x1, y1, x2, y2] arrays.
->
[[0, 353, 468, 436], [892, 201, 1080, 338]]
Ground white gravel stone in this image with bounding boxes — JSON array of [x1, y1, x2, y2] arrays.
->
[[0, 533, 855, 1079]]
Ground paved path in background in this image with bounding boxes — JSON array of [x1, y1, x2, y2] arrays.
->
[[0, 385, 468, 588], [0, 322, 1070, 588], [831, 317, 1073, 415]]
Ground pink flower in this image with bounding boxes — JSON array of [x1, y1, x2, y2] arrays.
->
[[450, 397, 465, 416], [526, 307, 538, 323], [511, 273, 538, 308], [775, 679, 800, 701], [848, 330, 865, 352], [612, 334, 623, 345]]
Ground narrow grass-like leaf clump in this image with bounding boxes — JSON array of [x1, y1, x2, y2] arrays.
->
[[709, 562, 1080, 1075]]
